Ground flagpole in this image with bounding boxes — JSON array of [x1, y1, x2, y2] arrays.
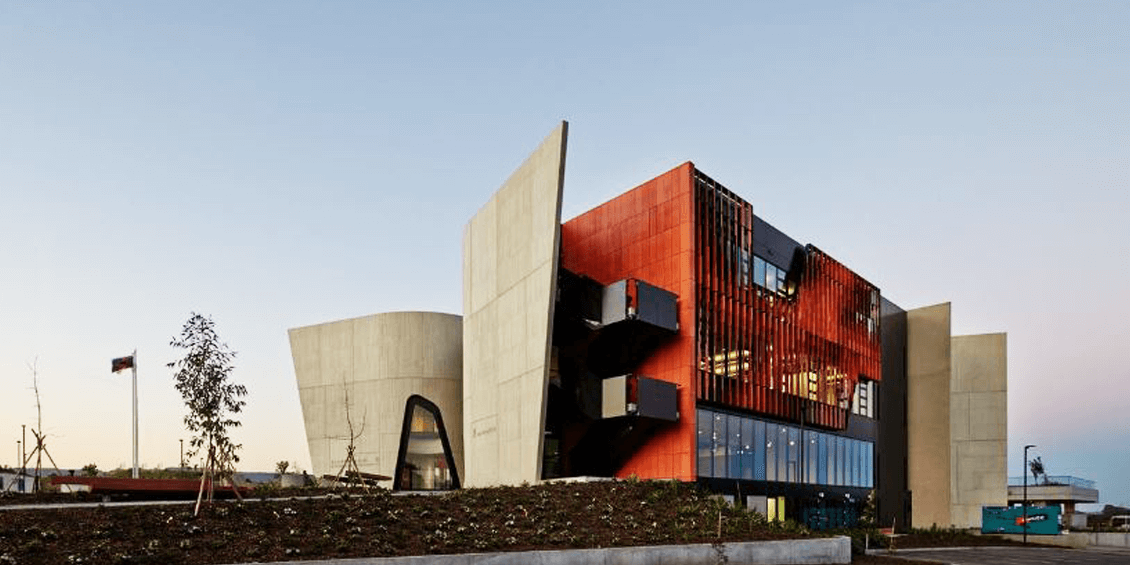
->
[[132, 349, 139, 479]]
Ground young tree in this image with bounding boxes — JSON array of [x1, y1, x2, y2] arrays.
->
[[168, 313, 248, 514], [1029, 456, 1046, 485]]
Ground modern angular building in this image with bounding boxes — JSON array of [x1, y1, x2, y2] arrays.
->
[[290, 122, 1007, 530]]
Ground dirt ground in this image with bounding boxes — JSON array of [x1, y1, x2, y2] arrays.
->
[[0, 481, 808, 564], [0, 480, 1026, 564]]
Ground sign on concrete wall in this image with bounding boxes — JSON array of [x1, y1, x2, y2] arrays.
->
[[982, 506, 1060, 535]]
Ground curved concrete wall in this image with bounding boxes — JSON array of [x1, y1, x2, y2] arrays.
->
[[289, 311, 463, 482]]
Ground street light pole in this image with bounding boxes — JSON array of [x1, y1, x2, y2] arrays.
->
[[1023, 444, 1035, 545]]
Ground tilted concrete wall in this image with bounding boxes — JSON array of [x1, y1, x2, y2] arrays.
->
[[906, 303, 1009, 529], [950, 333, 1008, 528], [289, 311, 463, 481], [906, 302, 953, 528], [462, 122, 567, 487]]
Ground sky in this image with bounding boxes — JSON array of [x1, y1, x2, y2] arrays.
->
[[1, 2, 1127, 508]]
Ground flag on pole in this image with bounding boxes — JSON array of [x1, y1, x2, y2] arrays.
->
[[112, 355, 135, 373]]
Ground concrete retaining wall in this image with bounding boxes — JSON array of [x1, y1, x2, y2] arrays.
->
[[281, 536, 850, 565], [1087, 532, 1130, 548]]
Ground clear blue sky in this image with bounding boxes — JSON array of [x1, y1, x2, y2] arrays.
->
[[2, 2, 1127, 508]]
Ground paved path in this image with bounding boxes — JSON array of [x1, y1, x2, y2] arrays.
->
[[880, 545, 1130, 565]]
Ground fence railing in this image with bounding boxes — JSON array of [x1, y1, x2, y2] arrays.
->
[[1008, 475, 1096, 489]]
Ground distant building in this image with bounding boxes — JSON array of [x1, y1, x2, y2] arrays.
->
[[1008, 475, 1098, 530], [289, 122, 1008, 530], [0, 471, 35, 493]]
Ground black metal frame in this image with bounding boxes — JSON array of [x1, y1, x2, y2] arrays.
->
[[393, 394, 461, 491]]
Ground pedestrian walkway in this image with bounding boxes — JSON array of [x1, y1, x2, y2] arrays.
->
[[876, 545, 1130, 565]]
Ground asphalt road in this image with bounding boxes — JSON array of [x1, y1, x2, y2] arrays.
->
[[882, 546, 1130, 565]]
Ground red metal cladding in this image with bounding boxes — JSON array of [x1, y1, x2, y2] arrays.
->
[[560, 163, 881, 483], [692, 171, 880, 430], [560, 162, 698, 481]]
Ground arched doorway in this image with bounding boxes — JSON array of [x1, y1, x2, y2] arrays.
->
[[394, 395, 460, 491]]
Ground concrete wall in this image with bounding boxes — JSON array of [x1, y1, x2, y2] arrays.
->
[[462, 122, 567, 487], [906, 304, 1009, 529], [950, 333, 1008, 528], [1007, 484, 1099, 505], [289, 311, 463, 481], [1088, 532, 1130, 548], [906, 302, 952, 528], [877, 297, 909, 531], [292, 537, 851, 565]]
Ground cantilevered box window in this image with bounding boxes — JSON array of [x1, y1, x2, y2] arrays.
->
[[395, 395, 461, 491]]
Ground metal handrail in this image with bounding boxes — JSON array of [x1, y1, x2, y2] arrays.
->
[[1008, 475, 1095, 489]]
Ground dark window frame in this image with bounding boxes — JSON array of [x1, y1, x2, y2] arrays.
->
[[393, 394, 461, 491]]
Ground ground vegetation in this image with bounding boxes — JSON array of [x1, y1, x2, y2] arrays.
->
[[0, 480, 1030, 565]]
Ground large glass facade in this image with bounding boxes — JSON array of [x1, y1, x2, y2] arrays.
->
[[696, 408, 875, 488]]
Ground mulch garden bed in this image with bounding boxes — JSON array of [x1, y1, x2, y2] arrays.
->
[[1, 480, 816, 564]]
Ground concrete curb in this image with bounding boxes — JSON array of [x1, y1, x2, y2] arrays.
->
[[992, 533, 1090, 548], [267, 536, 851, 565]]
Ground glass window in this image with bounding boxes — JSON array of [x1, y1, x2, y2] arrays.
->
[[837, 437, 847, 487], [787, 426, 799, 482], [741, 418, 754, 480], [765, 265, 778, 293], [858, 441, 866, 487], [777, 269, 788, 295], [754, 256, 766, 290], [849, 440, 859, 487], [826, 436, 834, 486], [806, 431, 817, 484], [753, 420, 766, 480], [864, 442, 874, 488], [869, 382, 878, 419], [697, 409, 712, 477], [828, 436, 837, 486], [777, 425, 789, 481], [765, 424, 777, 481], [857, 441, 865, 488], [713, 413, 727, 478], [396, 396, 459, 491], [740, 250, 750, 285], [817, 433, 828, 485], [854, 380, 877, 419], [869, 442, 875, 488], [728, 414, 742, 479]]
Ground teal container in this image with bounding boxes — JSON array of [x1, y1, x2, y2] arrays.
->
[[982, 506, 1060, 535]]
